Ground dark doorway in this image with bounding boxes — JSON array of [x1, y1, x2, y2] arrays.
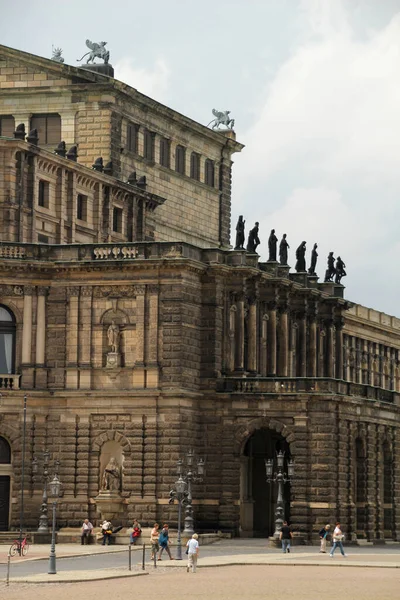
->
[[0, 476, 10, 530], [242, 428, 291, 537]]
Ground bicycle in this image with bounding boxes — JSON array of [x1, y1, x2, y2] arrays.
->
[[9, 535, 29, 557]]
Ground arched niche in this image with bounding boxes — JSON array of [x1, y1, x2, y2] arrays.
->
[[99, 440, 124, 493]]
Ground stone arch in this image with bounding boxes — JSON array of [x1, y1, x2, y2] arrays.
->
[[92, 429, 131, 453], [235, 416, 295, 457], [100, 308, 130, 326], [0, 301, 22, 325]]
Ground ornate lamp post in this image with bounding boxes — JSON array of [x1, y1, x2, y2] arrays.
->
[[169, 475, 188, 560], [32, 449, 51, 532], [177, 450, 205, 537], [48, 466, 61, 575], [265, 450, 294, 539]]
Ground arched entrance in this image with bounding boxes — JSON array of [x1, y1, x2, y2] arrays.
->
[[240, 428, 291, 537], [0, 436, 11, 531]]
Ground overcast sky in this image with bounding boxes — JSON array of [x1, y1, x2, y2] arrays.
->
[[3, 0, 400, 316]]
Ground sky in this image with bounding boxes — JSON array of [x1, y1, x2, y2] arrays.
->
[[2, 0, 400, 316]]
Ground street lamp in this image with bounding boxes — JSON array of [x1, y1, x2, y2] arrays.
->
[[32, 449, 51, 532], [265, 450, 294, 539], [48, 465, 61, 575], [169, 475, 188, 560], [176, 450, 205, 537]]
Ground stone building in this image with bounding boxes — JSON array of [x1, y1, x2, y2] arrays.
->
[[0, 44, 399, 543]]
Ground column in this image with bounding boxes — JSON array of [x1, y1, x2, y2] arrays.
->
[[300, 315, 307, 377], [327, 320, 335, 378], [268, 304, 277, 376], [235, 294, 245, 372], [228, 305, 236, 373], [335, 319, 344, 380], [308, 319, 317, 377], [278, 308, 289, 377], [260, 314, 268, 377], [133, 284, 146, 387], [247, 300, 257, 374], [22, 286, 33, 364], [146, 285, 159, 388], [79, 287, 92, 389], [35, 286, 48, 388], [66, 287, 79, 389]]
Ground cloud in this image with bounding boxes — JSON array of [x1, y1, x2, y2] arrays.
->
[[114, 57, 170, 102], [233, 0, 400, 315]]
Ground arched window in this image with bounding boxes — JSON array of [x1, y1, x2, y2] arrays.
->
[[0, 437, 11, 464], [0, 306, 16, 374]]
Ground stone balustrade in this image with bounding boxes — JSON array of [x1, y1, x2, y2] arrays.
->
[[0, 375, 21, 389]]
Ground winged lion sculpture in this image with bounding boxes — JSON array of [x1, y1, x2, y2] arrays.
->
[[77, 40, 110, 65], [207, 109, 235, 130]]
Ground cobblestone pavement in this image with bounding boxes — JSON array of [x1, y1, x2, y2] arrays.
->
[[1, 564, 399, 600]]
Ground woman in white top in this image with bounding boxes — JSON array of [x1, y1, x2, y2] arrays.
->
[[330, 522, 347, 557], [186, 533, 199, 573]]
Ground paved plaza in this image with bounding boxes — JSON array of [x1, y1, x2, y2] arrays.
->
[[0, 540, 399, 599]]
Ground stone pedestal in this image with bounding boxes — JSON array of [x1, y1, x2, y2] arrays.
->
[[106, 352, 121, 369], [94, 490, 124, 521], [277, 265, 290, 279], [307, 275, 319, 288], [318, 282, 335, 296], [259, 261, 279, 276], [79, 63, 114, 77], [289, 272, 308, 287]]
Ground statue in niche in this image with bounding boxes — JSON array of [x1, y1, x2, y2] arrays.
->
[[324, 252, 336, 282], [246, 222, 260, 253], [279, 234, 289, 265], [107, 320, 120, 352], [295, 241, 307, 272], [308, 243, 318, 276], [335, 256, 347, 284], [101, 457, 121, 492], [235, 215, 246, 250], [268, 229, 278, 261]]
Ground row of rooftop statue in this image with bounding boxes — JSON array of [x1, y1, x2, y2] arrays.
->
[[235, 216, 347, 285]]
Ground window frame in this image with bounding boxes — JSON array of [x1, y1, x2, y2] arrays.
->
[[159, 137, 170, 168], [30, 114, 61, 145], [143, 130, 155, 162], [127, 123, 139, 154], [112, 207, 123, 234], [205, 159, 215, 187], [0, 305, 16, 375], [175, 145, 186, 175], [0, 115, 15, 137], [77, 193, 88, 222], [38, 180, 49, 208], [190, 152, 201, 181]]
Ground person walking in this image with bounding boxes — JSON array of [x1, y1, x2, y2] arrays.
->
[[150, 523, 160, 560], [158, 524, 174, 560], [318, 524, 330, 553], [330, 522, 347, 557], [279, 521, 293, 553], [81, 519, 93, 545], [101, 519, 113, 546], [186, 533, 199, 573], [130, 518, 142, 545]]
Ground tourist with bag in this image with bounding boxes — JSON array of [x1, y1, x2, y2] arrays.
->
[[330, 522, 347, 557], [101, 519, 113, 546], [150, 523, 160, 560], [318, 524, 330, 553], [158, 523, 174, 560], [186, 533, 199, 573], [130, 518, 142, 545]]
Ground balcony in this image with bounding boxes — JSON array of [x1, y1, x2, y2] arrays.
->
[[216, 377, 398, 404], [0, 375, 21, 389]]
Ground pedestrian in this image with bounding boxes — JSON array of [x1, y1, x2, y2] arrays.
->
[[81, 518, 93, 545], [130, 518, 142, 545], [186, 533, 199, 573], [101, 519, 113, 546], [158, 523, 174, 560], [150, 522, 160, 560], [318, 524, 330, 553], [279, 520, 293, 553], [330, 522, 347, 557]]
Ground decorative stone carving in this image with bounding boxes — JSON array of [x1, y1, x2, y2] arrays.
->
[[23, 285, 34, 296], [80, 287, 92, 297], [208, 109, 235, 130], [134, 284, 146, 295], [77, 40, 110, 65], [93, 286, 137, 298], [107, 321, 120, 353], [101, 457, 121, 492], [246, 222, 260, 253], [66, 287, 80, 297], [268, 229, 278, 262], [279, 234, 289, 265], [308, 243, 318, 276], [51, 46, 64, 63], [0, 246, 26, 259], [295, 242, 306, 272]]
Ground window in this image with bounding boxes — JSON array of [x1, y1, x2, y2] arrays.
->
[[159, 137, 170, 168], [77, 194, 88, 221], [38, 180, 49, 208], [175, 145, 186, 175], [30, 114, 61, 145], [205, 159, 215, 187], [113, 207, 123, 233], [0, 306, 15, 374], [190, 152, 200, 181], [127, 123, 138, 153], [144, 130, 155, 161], [0, 116, 15, 137], [37, 234, 49, 243], [0, 436, 11, 464]]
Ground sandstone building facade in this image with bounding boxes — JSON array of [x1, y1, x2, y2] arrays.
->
[[0, 44, 399, 543]]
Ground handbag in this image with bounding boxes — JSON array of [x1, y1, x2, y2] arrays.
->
[[185, 547, 189, 555]]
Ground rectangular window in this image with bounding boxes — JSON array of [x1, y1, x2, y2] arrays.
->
[[190, 152, 200, 181], [37, 233, 49, 244], [113, 207, 123, 233], [159, 137, 170, 168], [144, 130, 155, 161], [30, 114, 61, 145], [77, 194, 88, 221], [175, 145, 186, 175], [127, 123, 138, 153], [38, 180, 49, 208], [0, 116, 15, 137], [205, 159, 215, 187]]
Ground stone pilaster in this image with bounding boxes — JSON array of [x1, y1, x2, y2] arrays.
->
[[146, 285, 159, 387], [235, 294, 245, 372], [247, 299, 257, 374], [79, 287, 92, 389], [35, 286, 48, 388], [66, 287, 79, 389], [267, 303, 277, 376], [300, 315, 307, 377], [133, 284, 146, 387], [277, 306, 289, 377]]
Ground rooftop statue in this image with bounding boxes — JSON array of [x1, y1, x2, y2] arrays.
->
[[324, 252, 336, 283], [51, 46, 64, 63], [246, 222, 260, 253], [268, 229, 278, 262], [335, 256, 347, 284], [77, 40, 110, 65], [279, 234, 289, 265], [208, 109, 235, 130], [308, 243, 318, 276], [234, 215, 245, 250], [295, 241, 307, 272]]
